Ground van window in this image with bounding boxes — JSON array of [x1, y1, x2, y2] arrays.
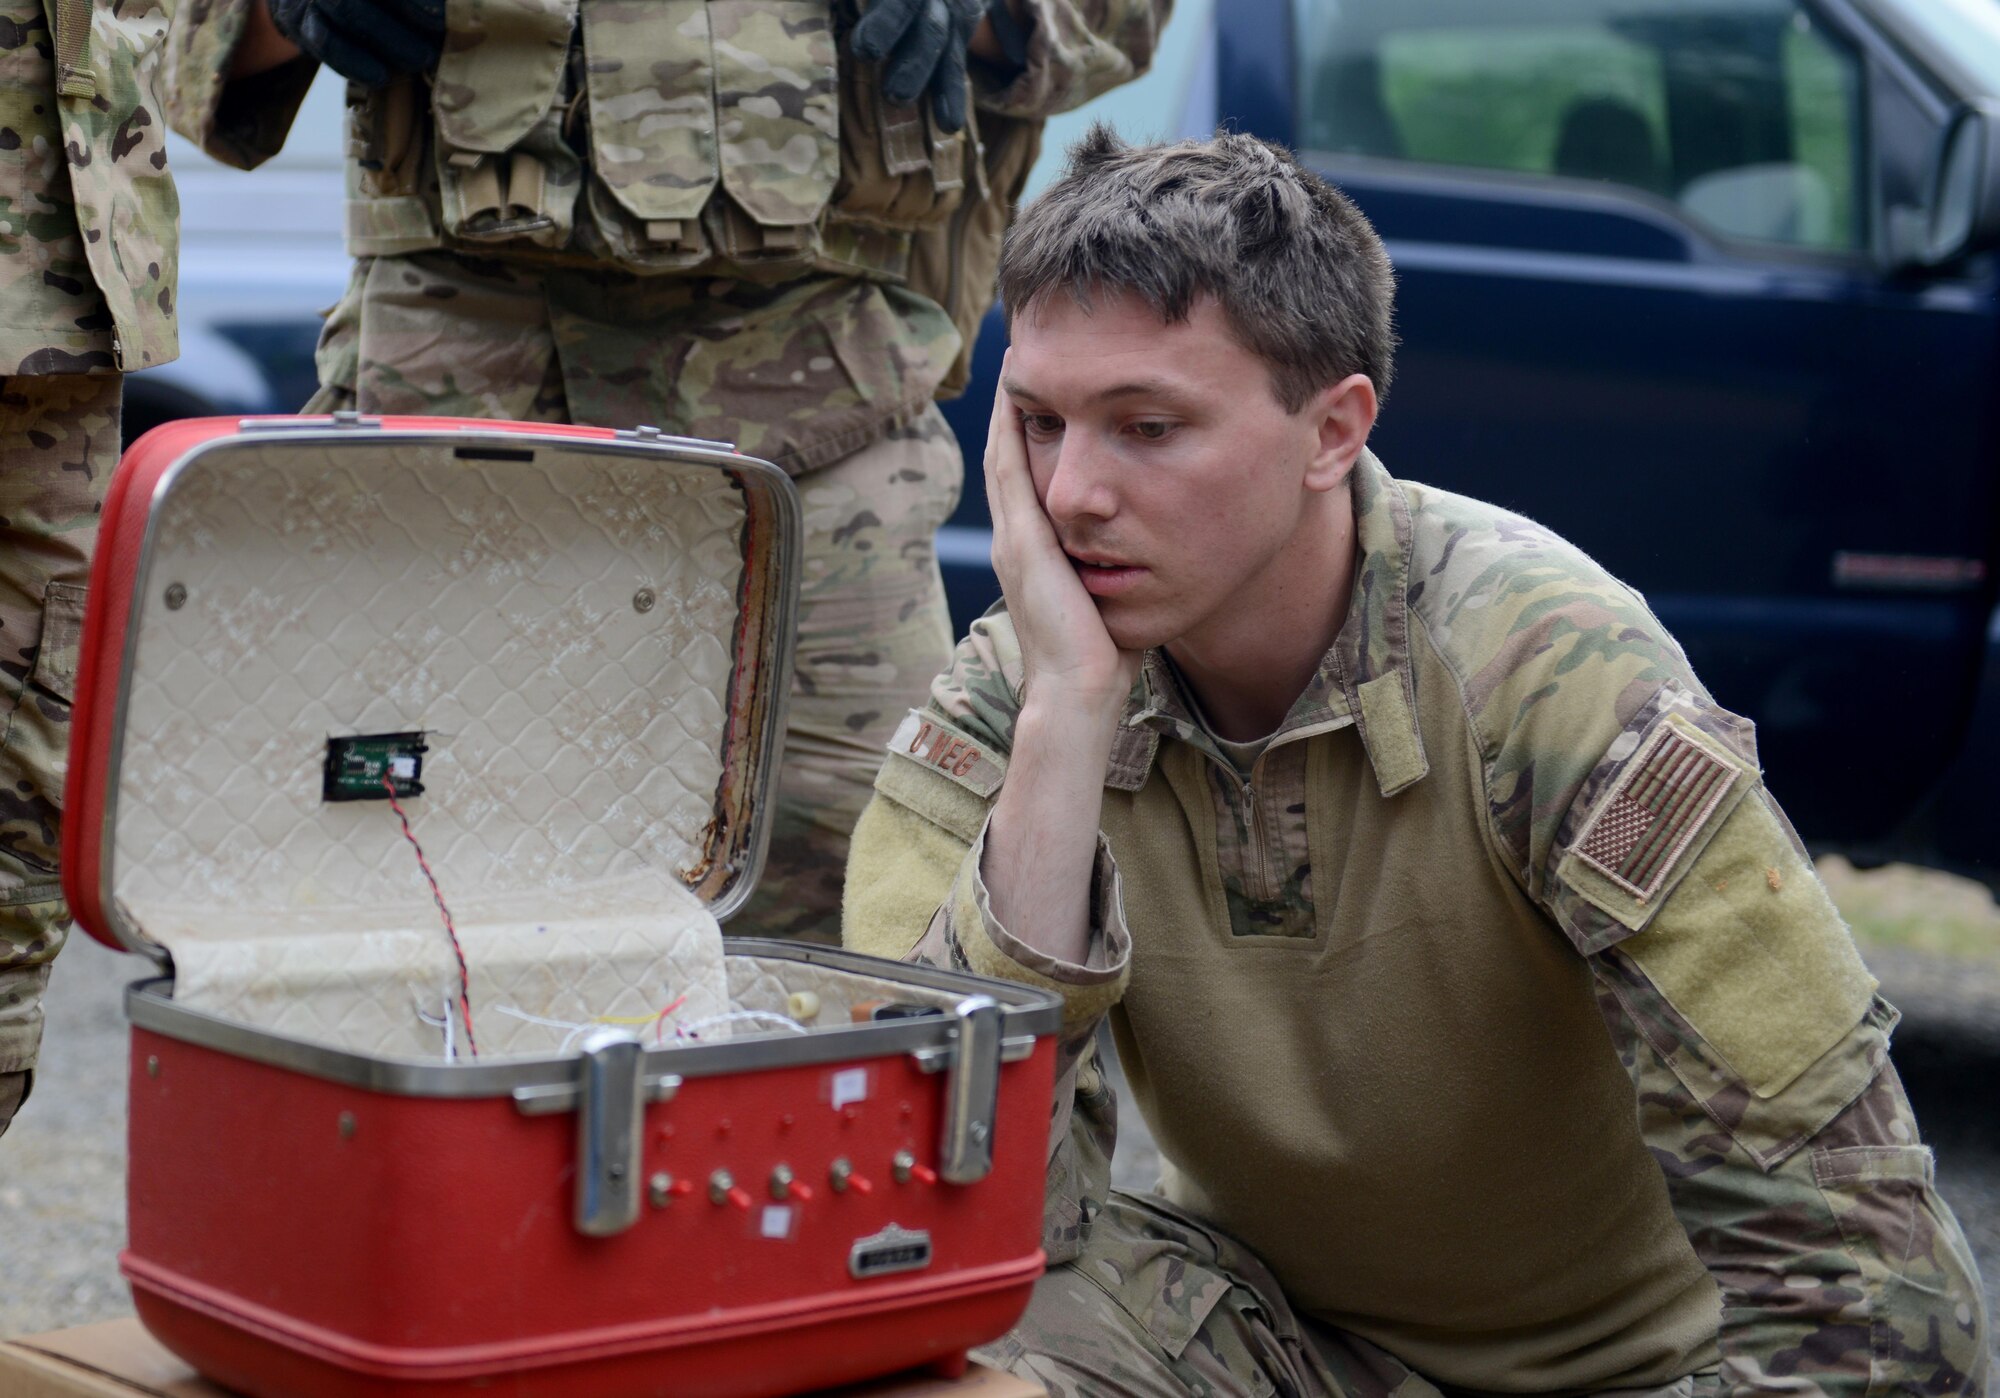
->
[[1297, 0, 1864, 253]]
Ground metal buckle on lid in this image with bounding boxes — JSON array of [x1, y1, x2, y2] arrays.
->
[[511, 1030, 682, 1238], [908, 995, 1006, 1185]]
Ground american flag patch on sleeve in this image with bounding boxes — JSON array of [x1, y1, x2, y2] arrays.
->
[[1571, 720, 1744, 903]]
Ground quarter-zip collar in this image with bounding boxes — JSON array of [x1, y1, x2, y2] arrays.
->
[[1105, 450, 1430, 796]]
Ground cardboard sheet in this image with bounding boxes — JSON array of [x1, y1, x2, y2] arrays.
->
[[0, 1319, 1048, 1398]]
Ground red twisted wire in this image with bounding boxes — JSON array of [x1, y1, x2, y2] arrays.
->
[[382, 773, 478, 1059]]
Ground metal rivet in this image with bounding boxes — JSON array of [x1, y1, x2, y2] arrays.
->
[[145, 1055, 159, 1078], [648, 1171, 676, 1209], [163, 583, 187, 611], [633, 588, 656, 614], [337, 1111, 357, 1140]]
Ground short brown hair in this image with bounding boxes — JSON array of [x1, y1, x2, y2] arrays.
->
[[997, 126, 1397, 412]]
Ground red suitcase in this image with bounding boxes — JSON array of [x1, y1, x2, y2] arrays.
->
[[61, 415, 1059, 1398]]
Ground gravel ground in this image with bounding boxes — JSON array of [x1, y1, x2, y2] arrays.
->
[[4, 934, 1996, 1376]]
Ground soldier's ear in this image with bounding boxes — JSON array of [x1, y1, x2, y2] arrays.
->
[[1303, 373, 1376, 494]]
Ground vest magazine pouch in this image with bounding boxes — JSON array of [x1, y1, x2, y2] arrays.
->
[[432, 0, 579, 247], [827, 51, 970, 235], [578, 0, 721, 267], [710, 0, 839, 245]]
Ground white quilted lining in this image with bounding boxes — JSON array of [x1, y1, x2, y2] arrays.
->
[[113, 438, 753, 1058]]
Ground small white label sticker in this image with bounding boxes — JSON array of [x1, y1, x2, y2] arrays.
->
[[389, 755, 417, 779], [761, 1205, 794, 1240], [830, 1067, 869, 1111]]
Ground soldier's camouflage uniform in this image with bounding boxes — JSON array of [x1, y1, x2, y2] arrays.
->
[[162, 0, 1165, 942], [845, 452, 1990, 1397], [0, 0, 178, 1130]]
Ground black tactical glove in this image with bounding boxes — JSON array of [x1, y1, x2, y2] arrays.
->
[[267, 0, 447, 87], [851, 0, 989, 133]]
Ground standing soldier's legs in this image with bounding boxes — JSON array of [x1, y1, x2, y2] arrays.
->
[[305, 254, 569, 422], [734, 406, 961, 942], [0, 372, 118, 1136]]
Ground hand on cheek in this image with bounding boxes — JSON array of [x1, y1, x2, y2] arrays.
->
[[984, 354, 1140, 713]]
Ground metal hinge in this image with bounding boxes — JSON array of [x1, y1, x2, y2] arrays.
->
[[619, 424, 738, 453], [238, 410, 381, 432]]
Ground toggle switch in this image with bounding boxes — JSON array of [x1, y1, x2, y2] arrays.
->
[[892, 1150, 937, 1185], [829, 1157, 874, 1195], [710, 1168, 752, 1210], [647, 1171, 694, 1208], [769, 1163, 813, 1202]]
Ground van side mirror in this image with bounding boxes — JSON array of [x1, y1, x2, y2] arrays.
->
[[1918, 105, 2000, 267]]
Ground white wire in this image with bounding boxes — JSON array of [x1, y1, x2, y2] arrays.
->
[[678, 1009, 808, 1038], [413, 991, 454, 1062]]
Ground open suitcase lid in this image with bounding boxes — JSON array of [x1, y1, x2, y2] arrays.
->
[[63, 415, 800, 967]]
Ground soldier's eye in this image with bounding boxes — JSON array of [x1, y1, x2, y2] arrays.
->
[[1130, 420, 1174, 441], [1019, 412, 1063, 437]]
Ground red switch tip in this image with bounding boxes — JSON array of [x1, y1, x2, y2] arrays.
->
[[667, 1178, 694, 1197], [848, 1174, 875, 1195], [909, 1163, 938, 1186], [788, 1181, 815, 1202], [726, 1187, 752, 1211]]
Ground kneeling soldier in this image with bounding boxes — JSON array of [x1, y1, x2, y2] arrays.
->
[[846, 128, 1989, 1398]]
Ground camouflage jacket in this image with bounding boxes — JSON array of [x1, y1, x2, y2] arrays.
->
[[161, 0, 1166, 451], [845, 452, 1990, 1397], [1, 0, 179, 375]]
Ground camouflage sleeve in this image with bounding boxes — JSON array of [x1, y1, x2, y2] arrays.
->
[[163, 0, 316, 169], [973, 0, 1169, 118], [1417, 485, 1986, 1396], [842, 605, 1133, 1263], [1552, 700, 1988, 1396]]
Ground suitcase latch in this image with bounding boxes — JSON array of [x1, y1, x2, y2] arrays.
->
[[511, 1030, 682, 1237], [911, 995, 1006, 1185]]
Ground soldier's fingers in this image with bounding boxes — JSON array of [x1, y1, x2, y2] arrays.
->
[[929, 37, 969, 133], [852, 0, 924, 62], [882, 0, 951, 105], [984, 372, 1024, 565], [986, 371, 1050, 560]]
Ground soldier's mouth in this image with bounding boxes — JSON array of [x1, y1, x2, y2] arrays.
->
[[1069, 555, 1147, 596]]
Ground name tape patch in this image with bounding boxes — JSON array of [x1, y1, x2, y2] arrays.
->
[[1572, 719, 1742, 904], [888, 710, 1005, 798]]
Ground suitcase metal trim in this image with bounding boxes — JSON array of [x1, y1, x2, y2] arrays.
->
[[122, 940, 1060, 1099]]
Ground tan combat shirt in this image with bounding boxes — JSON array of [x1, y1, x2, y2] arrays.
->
[[846, 453, 1988, 1396]]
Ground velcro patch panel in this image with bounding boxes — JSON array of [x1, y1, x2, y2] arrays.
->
[[887, 710, 1006, 799]]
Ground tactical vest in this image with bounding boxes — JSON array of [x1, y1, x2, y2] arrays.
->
[[344, 0, 1038, 387]]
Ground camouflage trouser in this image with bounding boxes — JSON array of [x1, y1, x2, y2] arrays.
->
[[0, 373, 117, 1094], [980, 1190, 1723, 1398], [307, 253, 962, 943]]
